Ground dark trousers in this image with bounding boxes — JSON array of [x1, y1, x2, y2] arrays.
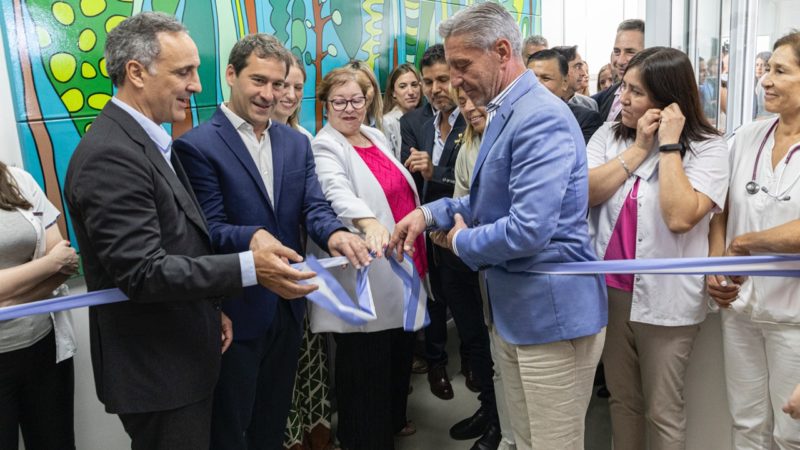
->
[[0, 329, 75, 450], [424, 240, 467, 367], [431, 246, 498, 421], [119, 396, 213, 450], [211, 301, 303, 450], [333, 328, 415, 450]]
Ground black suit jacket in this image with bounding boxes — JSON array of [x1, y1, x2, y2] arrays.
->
[[65, 101, 243, 414], [418, 112, 467, 203], [418, 111, 468, 271], [592, 81, 621, 121], [568, 103, 604, 144], [399, 102, 435, 194]]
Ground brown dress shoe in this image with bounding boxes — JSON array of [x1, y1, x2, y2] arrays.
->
[[427, 365, 454, 400]]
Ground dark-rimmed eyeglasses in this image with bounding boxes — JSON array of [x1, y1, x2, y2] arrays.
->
[[328, 96, 367, 111]]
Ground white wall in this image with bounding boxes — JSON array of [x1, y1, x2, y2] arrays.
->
[[0, 27, 21, 167], [542, 0, 646, 94], [67, 283, 130, 449]]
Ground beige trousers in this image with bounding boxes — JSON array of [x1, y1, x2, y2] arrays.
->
[[602, 288, 700, 450], [492, 325, 606, 450]]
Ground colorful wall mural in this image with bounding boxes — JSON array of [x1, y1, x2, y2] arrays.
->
[[0, 0, 540, 245]]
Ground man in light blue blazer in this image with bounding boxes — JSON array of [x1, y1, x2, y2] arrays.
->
[[390, 4, 607, 449]]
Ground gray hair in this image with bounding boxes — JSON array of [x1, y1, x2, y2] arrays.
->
[[438, 3, 522, 56], [617, 19, 645, 34], [228, 34, 293, 76], [104, 12, 187, 87], [524, 35, 548, 48]]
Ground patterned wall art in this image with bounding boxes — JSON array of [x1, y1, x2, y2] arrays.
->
[[0, 0, 539, 244]]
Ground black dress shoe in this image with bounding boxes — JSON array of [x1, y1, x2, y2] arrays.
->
[[471, 423, 501, 450], [464, 369, 480, 393], [427, 365, 454, 400], [450, 407, 490, 440]]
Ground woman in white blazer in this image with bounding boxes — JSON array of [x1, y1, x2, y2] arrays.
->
[[310, 67, 427, 450]]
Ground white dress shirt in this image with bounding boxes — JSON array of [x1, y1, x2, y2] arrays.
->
[[220, 102, 275, 204]]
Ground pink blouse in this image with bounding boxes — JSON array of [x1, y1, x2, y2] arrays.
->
[[604, 178, 640, 292], [353, 144, 428, 277]]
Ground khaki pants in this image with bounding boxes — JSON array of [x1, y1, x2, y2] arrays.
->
[[492, 325, 605, 450], [602, 288, 700, 450]]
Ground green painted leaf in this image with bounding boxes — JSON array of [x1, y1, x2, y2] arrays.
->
[[330, 0, 363, 60]]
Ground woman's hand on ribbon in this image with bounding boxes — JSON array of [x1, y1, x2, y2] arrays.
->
[[353, 218, 389, 259]]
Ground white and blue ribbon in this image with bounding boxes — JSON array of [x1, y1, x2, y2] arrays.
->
[[3, 254, 800, 323], [0, 254, 429, 330]]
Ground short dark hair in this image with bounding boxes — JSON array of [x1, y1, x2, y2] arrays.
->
[[528, 49, 568, 77], [228, 33, 293, 76], [421, 44, 447, 69], [552, 45, 578, 63], [613, 47, 719, 148], [617, 19, 645, 34], [774, 30, 800, 65]]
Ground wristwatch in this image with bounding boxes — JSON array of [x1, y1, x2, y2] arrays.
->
[[659, 143, 684, 153]]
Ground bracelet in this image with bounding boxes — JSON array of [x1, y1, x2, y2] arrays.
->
[[617, 155, 633, 178]]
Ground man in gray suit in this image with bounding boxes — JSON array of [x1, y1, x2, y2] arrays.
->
[[65, 12, 317, 449]]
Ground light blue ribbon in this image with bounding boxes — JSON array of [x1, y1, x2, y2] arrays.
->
[[0, 254, 428, 329], [3, 254, 799, 323]]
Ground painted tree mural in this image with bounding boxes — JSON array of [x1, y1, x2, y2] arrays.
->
[[0, 0, 540, 242]]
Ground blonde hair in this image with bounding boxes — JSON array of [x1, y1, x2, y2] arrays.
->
[[286, 54, 307, 129]]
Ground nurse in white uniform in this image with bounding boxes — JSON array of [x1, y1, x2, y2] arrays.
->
[[707, 30, 800, 450]]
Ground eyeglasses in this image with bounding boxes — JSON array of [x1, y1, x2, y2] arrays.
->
[[328, 96, 366, 111]]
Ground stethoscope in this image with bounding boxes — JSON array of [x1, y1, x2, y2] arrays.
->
[[745, 119, 800, 201]]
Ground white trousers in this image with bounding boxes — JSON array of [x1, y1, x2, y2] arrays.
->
[[492, 326, 605, 450], [721, 309, 800, 450]]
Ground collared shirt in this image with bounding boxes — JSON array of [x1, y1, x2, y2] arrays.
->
[[587, 122, 729, 326], [432, 107, 460, 165], [725, 119, 800, 324], [220, 102, 275, 204], [112, 98, 257, 288], [420, 72, 527, 250], [606, 85, 623, 122], [111, 97, 173, 169]]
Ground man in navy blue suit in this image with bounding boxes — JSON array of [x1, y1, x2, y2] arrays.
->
[[173, 34, 370, 450]]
